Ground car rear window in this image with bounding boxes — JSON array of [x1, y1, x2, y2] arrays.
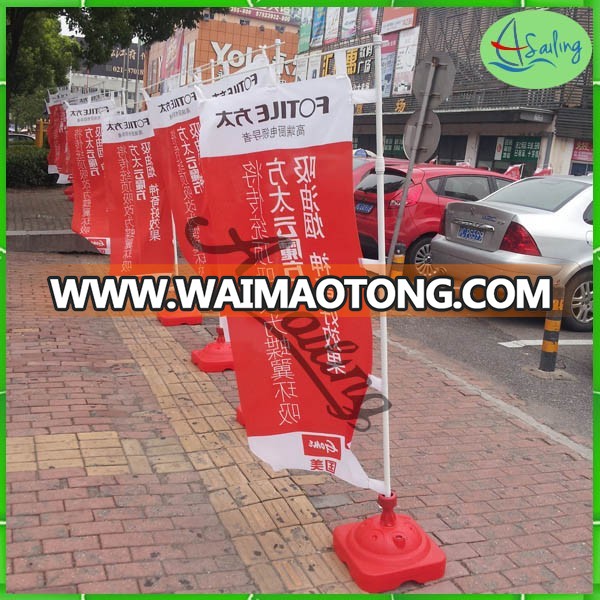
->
[[487, 178, 590, 212], [355, 170, 407, 194]]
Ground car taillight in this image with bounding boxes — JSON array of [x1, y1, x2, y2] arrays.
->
[[389, 184, 422, 208], [500, 222, 541, 256]]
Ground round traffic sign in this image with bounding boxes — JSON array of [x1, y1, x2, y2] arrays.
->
[[403, 110, 441, 163], [412, 51, 456, 108]]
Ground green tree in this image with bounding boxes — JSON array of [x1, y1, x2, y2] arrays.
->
[[8, 12, 80, 128], [11, 90, 48, 132], [7, 8, 227, 122]]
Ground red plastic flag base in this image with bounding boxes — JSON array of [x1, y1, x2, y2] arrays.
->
[[333, 492, 446, 593], [157, 309, 203, 327], [191, 328, 234, 373], [236, 405, 245, 427]]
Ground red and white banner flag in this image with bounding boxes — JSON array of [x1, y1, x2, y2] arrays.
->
[[504, 163, 523, 180], [101, 111, 174, 272], [146, 56, 273, 269], [47, 101, 67, 180], [46, 105, 59, 175], [57, 103, 72, 185], [197, 76, 383, 492], [66, 99, 114, 254]]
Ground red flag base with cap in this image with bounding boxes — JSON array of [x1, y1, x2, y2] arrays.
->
[[191, 327, 234, 373], [236, 405, 245, 427], [333, 492, 446, 593], [157, 309, 203, 327]]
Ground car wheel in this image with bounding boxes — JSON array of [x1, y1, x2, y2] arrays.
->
[[407, 236, 436, 276], [563, 270, 592, 332]]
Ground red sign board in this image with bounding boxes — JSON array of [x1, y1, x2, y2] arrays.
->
[[572, 140, 593, 163]]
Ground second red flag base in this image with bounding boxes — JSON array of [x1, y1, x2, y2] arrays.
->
[[157, 309, 203, 327], [191, 327, 234, 372], [236, 405, 245, 427], [333, 492, 446, 593]]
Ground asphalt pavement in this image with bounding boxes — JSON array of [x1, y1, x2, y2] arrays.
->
[[390, 315, 592, 444]]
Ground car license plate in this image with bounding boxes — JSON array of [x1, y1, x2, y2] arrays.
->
[[355, 202, 373, 214], [457, 225, 485, 243]]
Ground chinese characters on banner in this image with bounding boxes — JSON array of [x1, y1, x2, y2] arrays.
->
[[146, 56, 273, 270], [66, 99, 114, 254], [146, 84, 207, 269], [197, 76, 384, 493], [101, 111, 174, 273]]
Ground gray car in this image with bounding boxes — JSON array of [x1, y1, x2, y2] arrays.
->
[[431, 175, 593, 331]]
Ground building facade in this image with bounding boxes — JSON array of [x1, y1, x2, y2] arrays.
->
[[144, 8, 300, 94], [295, 7, 592, 176], [70, 39, 145, 112]]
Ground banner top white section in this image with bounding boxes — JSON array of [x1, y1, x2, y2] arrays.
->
[[146, 83, 201, 130], [146, 55, 273, 130], [198, 75, 354, 158], [66, 100, 115, 128], [101, 110, 154, 145], [47, 90, 72, 107]]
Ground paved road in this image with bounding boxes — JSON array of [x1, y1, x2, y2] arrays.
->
[[389, 314, 592, 444]]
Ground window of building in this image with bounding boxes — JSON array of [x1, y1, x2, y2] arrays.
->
[[384, 135, 406, 158], [571, 162, 593, 176], [437, 135, 468, 165]]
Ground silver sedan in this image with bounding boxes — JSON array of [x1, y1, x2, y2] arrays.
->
[[431, 175, 593, 331]]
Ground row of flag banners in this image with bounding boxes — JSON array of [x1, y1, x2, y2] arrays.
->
[[46, 58, 385, 493]]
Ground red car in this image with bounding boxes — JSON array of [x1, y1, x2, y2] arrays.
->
[[353, 158, 514, 272]]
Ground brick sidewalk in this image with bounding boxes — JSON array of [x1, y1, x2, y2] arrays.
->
[[7, 188, 73, 232], [7, 252, 592, 594]]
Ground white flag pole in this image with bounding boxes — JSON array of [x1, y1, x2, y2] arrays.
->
[[373, 34, 392, 499], [171, 212, 179, 277]]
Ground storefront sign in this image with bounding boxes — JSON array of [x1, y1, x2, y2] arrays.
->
[[572, 140, 593, 163], [381, 7, 417, 35], [494, 136, 541, 162]]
